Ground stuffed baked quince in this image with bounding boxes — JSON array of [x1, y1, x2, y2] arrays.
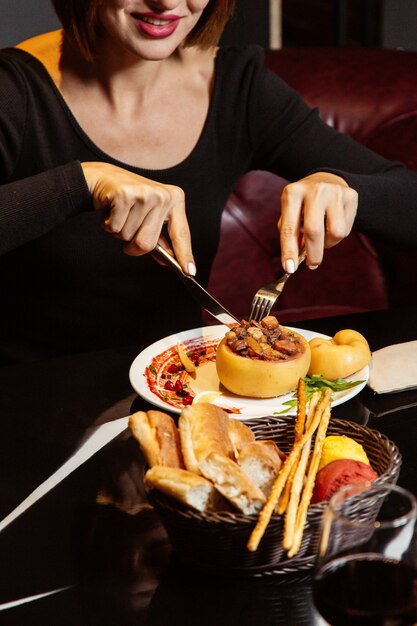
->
[[216, 316, 310, 398]]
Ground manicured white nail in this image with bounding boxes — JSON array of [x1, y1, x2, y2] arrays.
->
[[187, 262, 196, 276], [285, 259, 295, 274], [308, 264, 319, 270]]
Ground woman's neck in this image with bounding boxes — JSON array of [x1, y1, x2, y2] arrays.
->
[[16, 29, 218, 170]]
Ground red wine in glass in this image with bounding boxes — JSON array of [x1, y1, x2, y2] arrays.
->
[[313, 553, 417, 626]]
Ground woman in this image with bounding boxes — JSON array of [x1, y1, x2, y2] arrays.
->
[[0, 0, 416, 364]]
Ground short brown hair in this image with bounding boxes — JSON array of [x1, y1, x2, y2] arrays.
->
[[51, 0, 236, 61]]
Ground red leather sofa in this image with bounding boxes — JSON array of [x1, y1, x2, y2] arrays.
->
[[207, 48, 417, 323]]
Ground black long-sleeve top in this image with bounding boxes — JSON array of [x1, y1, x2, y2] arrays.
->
[[0, 45, 416, 364]]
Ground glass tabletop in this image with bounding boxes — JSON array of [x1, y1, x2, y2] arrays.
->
[[0, 307, 416, 625]]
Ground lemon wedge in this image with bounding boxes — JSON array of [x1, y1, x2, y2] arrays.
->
[[177, 344, 196, 373], [193, 390, 224, 404]]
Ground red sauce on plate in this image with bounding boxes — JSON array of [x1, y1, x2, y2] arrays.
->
[[145, 337, 218, 409]]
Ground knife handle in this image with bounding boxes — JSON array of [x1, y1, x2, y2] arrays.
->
[[153, 243, 184, 276]]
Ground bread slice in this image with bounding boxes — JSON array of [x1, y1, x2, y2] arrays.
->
[[129, 410, 184, 468], [199, 452, 266, 515], [145, 466, 222, 512], [237, 440, 283, 497], [178, 403, 234, 474], [227, 418, 256, 457]]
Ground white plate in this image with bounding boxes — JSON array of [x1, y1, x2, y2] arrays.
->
[[129, 325, 369, 420]]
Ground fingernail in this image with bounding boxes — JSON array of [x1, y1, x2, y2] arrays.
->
[[187, 262, 196, 276], [308, 264, 319, 270], [284, 259, 295, 274]]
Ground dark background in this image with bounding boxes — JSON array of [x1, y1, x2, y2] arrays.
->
[[0, 0, 416, 50]]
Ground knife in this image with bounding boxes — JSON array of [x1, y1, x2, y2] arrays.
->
[[153, 243, 239, 326]]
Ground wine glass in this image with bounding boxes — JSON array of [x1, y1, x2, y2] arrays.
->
[[313, 482, 417, 626]]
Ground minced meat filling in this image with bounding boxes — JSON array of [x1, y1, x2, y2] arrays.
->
[[225, 316, 305, 361]]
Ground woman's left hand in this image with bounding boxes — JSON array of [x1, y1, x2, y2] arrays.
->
[[278, 172, 358, 273]]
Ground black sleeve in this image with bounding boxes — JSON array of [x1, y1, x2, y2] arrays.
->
[[0, 162, 92, 255], [246, 52, 417, 248], [0, 54, 91, 255]]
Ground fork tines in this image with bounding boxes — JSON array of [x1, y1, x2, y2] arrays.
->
[[249, 286, 280, 323]]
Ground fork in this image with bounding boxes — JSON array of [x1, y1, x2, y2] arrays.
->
[[249, 248, 306, 322]]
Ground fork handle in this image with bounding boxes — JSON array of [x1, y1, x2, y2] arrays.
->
[[275, 248, 306, 291], [297, 247, 307, 267]]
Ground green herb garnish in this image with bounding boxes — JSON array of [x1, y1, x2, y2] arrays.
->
[[274, 374, 365, 414], [149, 364, 157, 376]]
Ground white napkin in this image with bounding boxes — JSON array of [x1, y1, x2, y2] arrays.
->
[[368, 340, 417, 394]]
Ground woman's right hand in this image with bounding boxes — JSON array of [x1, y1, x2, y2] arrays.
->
[[81, 162, 196, 275]]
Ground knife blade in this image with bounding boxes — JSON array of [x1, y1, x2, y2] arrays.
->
[[153, 243, 239, 326]]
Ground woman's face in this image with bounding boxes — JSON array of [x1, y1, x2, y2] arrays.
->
[[96, 0, 211, 61]]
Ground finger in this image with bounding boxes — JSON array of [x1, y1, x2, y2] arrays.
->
[[301, 187, 328, 268], [102, 206, 130, 235], [122, 209, 166, 256], [322, 204, 347, 249], [279, 183, 304, 273], [320, 184, 350, 249], [343, 186, 358, 232], [117, 201, 155, 242], [100, 185, 136, 235], [166, 191, 196, 276], [323, 187, 358, 249], [102, 182, 164, 237]]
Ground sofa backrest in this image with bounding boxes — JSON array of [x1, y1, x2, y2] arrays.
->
[[264, 48, 417, 170], [207, 47, 417, 323]]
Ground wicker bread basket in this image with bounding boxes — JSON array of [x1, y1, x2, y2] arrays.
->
[[147, 417, 402, 577]]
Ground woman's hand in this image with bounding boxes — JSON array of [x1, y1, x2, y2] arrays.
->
[[81, 162, 196, 275], [278, 172, 358, 273]]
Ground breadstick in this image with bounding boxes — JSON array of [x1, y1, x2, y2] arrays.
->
[[277, 378, 307, 515], [246, 394, 327, 552], [294, 378, 307, 439], [282, 391, 321, 550], [287, 394, 332, 557]]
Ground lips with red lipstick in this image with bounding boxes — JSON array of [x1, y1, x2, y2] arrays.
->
[[131, 12, 182, 38]]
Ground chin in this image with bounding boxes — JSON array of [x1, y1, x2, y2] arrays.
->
[[129, 36, 186, 62]]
